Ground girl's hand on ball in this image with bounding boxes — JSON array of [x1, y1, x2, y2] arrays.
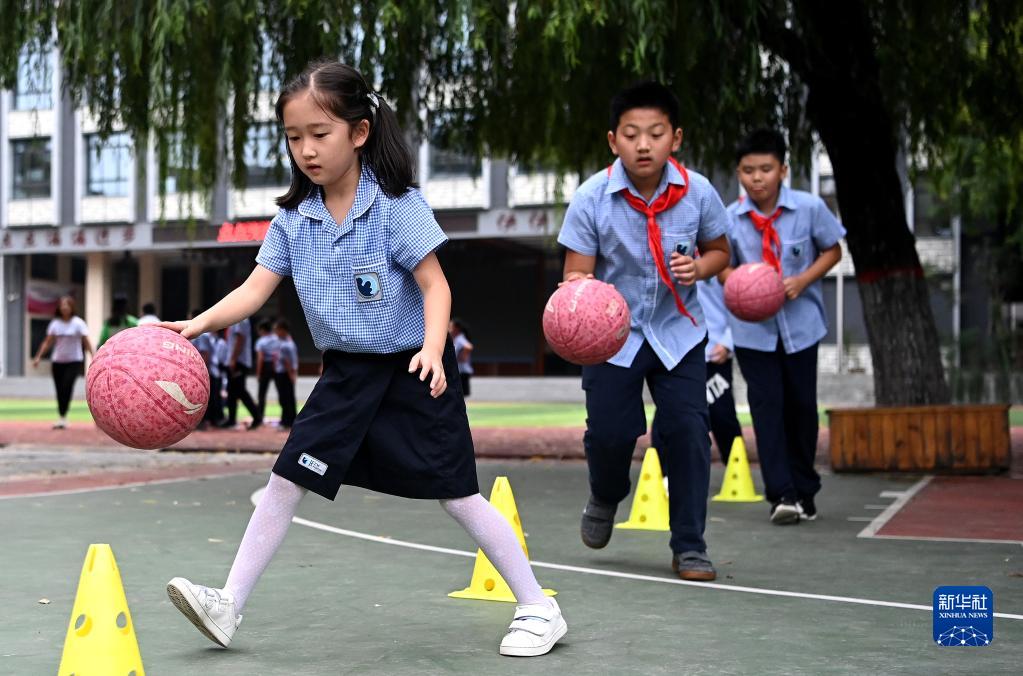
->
[[560, 272, 594, 287], [155, 320, 201, 339]]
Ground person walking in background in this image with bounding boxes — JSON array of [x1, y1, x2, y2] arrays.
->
[[221, 317, 262, 430], [272, 319, 298, 429], [449, 318, 474, 397], [97, 294, 138, 348], [32, 296, 93, 429], [254, 319, 281, 424], [138, 302, 161, 325], [189, 309, 224, 430]]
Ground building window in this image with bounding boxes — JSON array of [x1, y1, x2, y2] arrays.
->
[[85, 133, 132, 197], [11, 138, 52, 199], [428, 112, 481, 178], [162, 135, 197, 194], [14, 48, 52, 110], [242, 122, 287, 188]]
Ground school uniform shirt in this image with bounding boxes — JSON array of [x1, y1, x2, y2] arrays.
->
[[226, 319, 253, 369], [214, 337, 229, 375], [725, 187, 845, 354], [46, 317, 89, 363], [697, 278, 733, 361], [190, 332, 216, 369], [137, 313, 161, 326], [558, 158, 730, 370], [255, 334, 281, 370], [256, 167, 446, 353], [274, 338, 298, 375]]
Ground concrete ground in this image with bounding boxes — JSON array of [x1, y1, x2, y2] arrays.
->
[[1, 460, 1020, 675]]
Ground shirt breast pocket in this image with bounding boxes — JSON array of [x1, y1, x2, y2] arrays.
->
[[663, 228, 697, 266], [352, 259, 388, 311], [782, 237, 811, 275]]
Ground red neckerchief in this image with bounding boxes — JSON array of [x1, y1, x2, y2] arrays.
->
[[609, 157, 696, 325], [747, 207, 783, 273]]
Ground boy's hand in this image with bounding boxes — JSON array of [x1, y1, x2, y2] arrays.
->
[[669, 251, 698, 286], [409, 348, 447, 398], [156, 319, 203, 340], [783, 274, 808, 300], [708, 343, 730, 364], [560, 272, 594, 287]]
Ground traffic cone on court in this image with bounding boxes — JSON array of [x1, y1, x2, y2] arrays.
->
[[712, 437, 764, 502], [58, 544, 145, 675], [615, 447, 670, 531], [449, 476, 556, 602]]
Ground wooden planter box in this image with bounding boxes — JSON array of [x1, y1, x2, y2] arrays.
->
[[827, 404, 1011, 473]]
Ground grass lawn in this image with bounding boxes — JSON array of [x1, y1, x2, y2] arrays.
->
[[1, 399, 1020, 429]]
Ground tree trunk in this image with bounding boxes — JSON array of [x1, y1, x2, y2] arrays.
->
[[795, 2, 951, 405]]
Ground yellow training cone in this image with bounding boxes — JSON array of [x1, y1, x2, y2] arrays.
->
[[58, 544, 145, 675], [712, 437, 764, 502], [449, 476, 556, 602], [615, 448, 670, 531]]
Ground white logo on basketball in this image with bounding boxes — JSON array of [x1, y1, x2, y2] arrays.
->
[[155, 381, 203, 415]]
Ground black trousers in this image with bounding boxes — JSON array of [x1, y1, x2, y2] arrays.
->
[[51, 361, 82, 417], [274, 372, 297, 427], [257, 371, 276, 420], [734, 341, 820, 504], [583, 340, 710, 554], [204, 367, 224, 424], [225, 364, 260, 425], [706, 359, 743, 463]]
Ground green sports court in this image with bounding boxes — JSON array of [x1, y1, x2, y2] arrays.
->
[[1, 453, 1020, 674]]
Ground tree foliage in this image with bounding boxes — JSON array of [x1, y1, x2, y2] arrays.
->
[[3, 1, 1021, 403]]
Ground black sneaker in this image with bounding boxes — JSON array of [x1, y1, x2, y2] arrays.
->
[[672, 550, 717, 581], [580, 496, 617, 549], [797, 497, 818, 521], [769, 498, 801, 525]]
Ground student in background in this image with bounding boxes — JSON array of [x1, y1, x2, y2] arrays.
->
[[272, 319, 298, 429], [138, 302, 161, 326], [254, 319, 281, 424], [32, 296, 93, 429], [97, 294, 138, 347], [449, 318, 474, 397]]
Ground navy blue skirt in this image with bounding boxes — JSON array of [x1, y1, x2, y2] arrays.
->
[[272, 340, 479, 500]]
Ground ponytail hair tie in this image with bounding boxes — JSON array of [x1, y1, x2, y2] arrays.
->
[[367, 91, 380, 109]]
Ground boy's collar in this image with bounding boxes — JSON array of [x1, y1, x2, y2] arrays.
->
[[736, 184, 797, 215], [604, 157, 687, 196]]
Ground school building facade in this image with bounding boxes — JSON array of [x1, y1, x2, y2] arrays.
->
[[0, 48, 970, 381]]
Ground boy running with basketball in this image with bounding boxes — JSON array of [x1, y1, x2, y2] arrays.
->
[[720, 129, 844, 524], [557, 81, 730, 580]]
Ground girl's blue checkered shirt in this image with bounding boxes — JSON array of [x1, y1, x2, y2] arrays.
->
[[256, 167, 447, 353]]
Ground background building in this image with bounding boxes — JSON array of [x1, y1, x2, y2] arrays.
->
[[0, 47, 970, 384]]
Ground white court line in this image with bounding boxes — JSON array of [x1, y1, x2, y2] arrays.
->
[[253, 490, 1023, 621], [857, 476, 933, 538], [869, 534, 1023, 547]]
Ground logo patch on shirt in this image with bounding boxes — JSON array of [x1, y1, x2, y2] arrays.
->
[[298, 453, 328, 476], [354, 272, 382, 302], [675, 242, 690, 256], [792, 245, 802, 256]]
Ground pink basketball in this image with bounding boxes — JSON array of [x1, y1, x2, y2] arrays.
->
[[86, 326, 209, 449], [724, 263, 786, 322], [543, 279, 631, 365]]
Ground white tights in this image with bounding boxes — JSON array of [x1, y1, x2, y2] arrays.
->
[[223, 472, 547, 612]]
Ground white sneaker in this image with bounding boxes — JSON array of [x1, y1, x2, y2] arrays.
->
[[166, 577, 242, 647], [499, 598, 567, 657]]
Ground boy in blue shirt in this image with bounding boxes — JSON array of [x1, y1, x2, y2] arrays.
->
[[558, 81, 731, 581], [721, 129, 845, 524]]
